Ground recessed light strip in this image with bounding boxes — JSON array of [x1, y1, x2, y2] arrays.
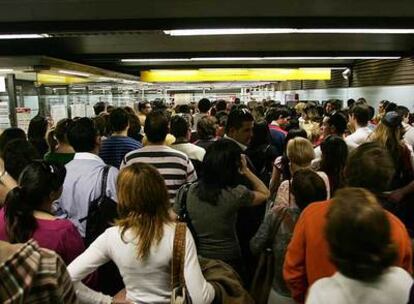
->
[[122, 56, 401, 63], [164, 28, 414, 36], [122, 58, 191, 62], [58, 70, 90, 77], [0, 34, 50, 39]]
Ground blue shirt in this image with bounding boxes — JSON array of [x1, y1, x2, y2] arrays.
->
[[269, 128, 285, 157], [99, 136, 142, 168], [56, 153, 119, 237]]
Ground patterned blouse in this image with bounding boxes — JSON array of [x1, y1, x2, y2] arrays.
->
[[0, 240, 78, 303]]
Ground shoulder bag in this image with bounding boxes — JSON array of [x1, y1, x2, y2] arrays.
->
[[250, 207, 288, 304], [171, 222, 192, 304], [177, 183, 199, 246], [80, 165, 118, 246]]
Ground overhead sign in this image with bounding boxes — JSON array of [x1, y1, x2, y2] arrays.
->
[[141, 68, 331, 83]]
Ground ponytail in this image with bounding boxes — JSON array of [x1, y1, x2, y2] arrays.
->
[[47, 129, 57, 153], [4, 187, 37, 243]]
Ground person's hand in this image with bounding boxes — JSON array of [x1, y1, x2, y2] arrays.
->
[[240, 154, 249, 175], [112, 289, 133, 304]]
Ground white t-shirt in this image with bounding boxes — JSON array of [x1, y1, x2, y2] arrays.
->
[[345, 126, 372, 150], [68, 224, 215, 304], [172, 143, 206, 162], [306, 267, 413, 304]]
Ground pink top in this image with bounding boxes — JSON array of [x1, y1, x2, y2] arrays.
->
[[0, 208, 84, 265]]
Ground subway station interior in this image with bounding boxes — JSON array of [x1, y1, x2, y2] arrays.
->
[[2, 1, 414, 304], [0, 0, 413, 126]]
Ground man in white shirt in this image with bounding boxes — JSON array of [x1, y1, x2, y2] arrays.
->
[[57, 118, 118, 237], [171, 114, 205, 162], [397, 106, 414, 149], [346, 104, 373, 150], [313, 113, 348, 168]]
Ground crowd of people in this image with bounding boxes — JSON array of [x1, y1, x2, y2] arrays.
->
[[0, 96, 414, 304]]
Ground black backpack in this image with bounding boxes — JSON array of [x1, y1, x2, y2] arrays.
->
[[80, 166, 118, 246]]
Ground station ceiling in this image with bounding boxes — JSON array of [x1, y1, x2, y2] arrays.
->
[[0, 0, 414, 77]]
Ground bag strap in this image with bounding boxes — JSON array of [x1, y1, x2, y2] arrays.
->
[[288, 179, 291, 207], [100, 166, 110, 199], [178, 183, 192, 220], [78, 166, 110, 223], [172, 222, 187, 289]]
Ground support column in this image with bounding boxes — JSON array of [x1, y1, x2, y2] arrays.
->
[[6, 74, 17, 127], [37, 84, 47, 117]]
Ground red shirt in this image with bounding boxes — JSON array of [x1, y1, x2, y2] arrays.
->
[[269, 124, 288, 135], [0, 208, 85, 265], [283, 200, 413, 303]]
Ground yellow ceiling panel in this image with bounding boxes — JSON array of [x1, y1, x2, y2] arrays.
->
[[141, 68, 331, 82]]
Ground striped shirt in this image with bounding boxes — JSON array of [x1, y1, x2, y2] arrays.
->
[[121, 145, 197, 202], [99, 135, 143, 168], [0, 240, 78, 304]]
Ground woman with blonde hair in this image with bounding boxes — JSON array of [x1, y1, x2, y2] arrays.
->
[[369, 111, 414, 190], [67, 163, 215, 304], [273, 137, 330, 208]]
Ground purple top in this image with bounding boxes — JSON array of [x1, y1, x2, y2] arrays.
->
[[0, 208, 85, 265]]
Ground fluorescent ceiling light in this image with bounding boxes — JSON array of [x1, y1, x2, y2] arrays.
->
[[264, 56, 401, 60], [58, 70, 90, 77], [164, 28, 414, 36], [0, 34, 50, 39], [191, 57, 262, 61], [122, 56, 401, 63], [122, 58, 191, 62], [0, 69, 14, 73]]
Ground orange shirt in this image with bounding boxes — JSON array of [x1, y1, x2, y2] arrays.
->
[[283, 200, 413, 304]]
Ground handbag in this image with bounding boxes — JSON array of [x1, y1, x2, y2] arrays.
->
[[249, 208, 288, 304], [171, 222, 192, 304], [177, 183, 199, 246], [80, 166, 118, 246]]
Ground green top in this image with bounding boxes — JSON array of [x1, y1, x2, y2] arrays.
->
[[44, 152, 75, 166]]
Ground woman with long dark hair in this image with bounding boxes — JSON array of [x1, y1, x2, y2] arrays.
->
[[173, 139, 269, 277], [45, 118, 75, 165], [28, 115, 49, 158], [0, 161, 84, 264], [319, 135, 348, 194], [68, 163, 215, 304], [246, 120, 279, 185]]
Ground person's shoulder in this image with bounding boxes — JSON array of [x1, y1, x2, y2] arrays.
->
[[226, 184, 251, 198], [385, 210, 409, 232], [388, 266, 413, 280], [162, 146, 190, 160], [302, 200, 331, 218], [190, 143, 205, 152], [52, 218, 77, 229], [309, 274, 340, 299], [123, 147, 145, 162]]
